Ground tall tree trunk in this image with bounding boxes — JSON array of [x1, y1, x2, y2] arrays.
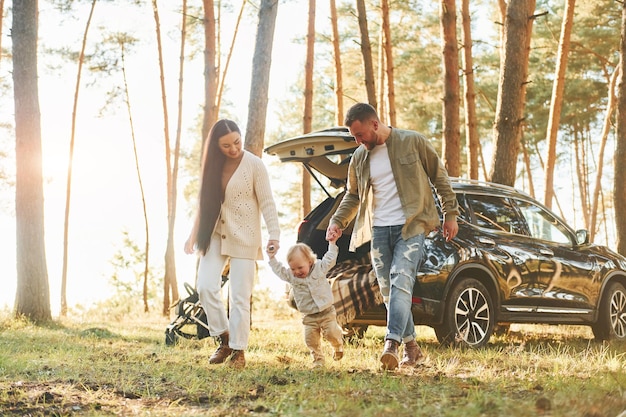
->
[[61, 0, 97, 317], [617, 1, 626, 255], [440, 0, 461, 177], [244, 0, 278, 156], [329, 0, 344, 125], [152, 0, 177, 315], [461, 0, 479, 180], [497, 0, 506, 59], [216, 0, 247, 113], [543, 0, 576, 209], [13, 0, 51, 322], [381, 0, 396, 126], [301, 0, 315, 218], [355, 0, 376, 108], [590, 67, 619, 241], [573, 128, 590, 229], [118, 38, 151, 313], [533, 140, 565, 219], [202, 0, 218, 144], [164, 0, 189, 315], [521, 135, 535, 197], [377, 26, 386, 124], [489, 0, 537, 186]]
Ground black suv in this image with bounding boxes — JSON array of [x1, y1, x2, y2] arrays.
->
[[265, 127, 626, 348]]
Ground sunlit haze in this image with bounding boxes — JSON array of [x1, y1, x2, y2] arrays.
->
[[0, 1, 328, 314]]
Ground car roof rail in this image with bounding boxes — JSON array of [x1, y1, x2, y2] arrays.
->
[[449, 177, 530, 196]]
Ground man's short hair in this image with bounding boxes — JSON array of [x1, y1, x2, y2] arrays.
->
[[344, 102, 378, 127]]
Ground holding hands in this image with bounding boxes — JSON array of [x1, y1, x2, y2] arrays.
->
[[266, 240, 280, 259], [326, 223, 342, 243]]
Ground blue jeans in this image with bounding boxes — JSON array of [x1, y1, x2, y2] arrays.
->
[[371, 225, 425, 344]]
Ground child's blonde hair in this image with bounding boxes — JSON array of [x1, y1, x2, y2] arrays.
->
[[287, 243, 317, 264]]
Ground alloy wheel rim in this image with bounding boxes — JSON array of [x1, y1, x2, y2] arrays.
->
[[610, 289, 626, 338], [455, 287, 490, 346]]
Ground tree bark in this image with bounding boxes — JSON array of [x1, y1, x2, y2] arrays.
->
[[543, 0, 576, 209], [616, 3, 626, 255], [381, 0, 396, 126], [117, 36, 151, 314], [440, 0, 461, 177], [355, 0, 376, 108], [216, 0, 247, 112], [329, 0, 344, 126], [152, 0, 180, 315], [202, 0, 218, 145], [489, 0, 537, 186], [61, 0, 97, 317], [521, 135, 535, 198], [590, 67, 619, 241], [377, 25, 386, 124], [461, 0, 479, 180], [244, 0, 278, 156], [13, 0, 51, 322], [301, 0, 315, 218], [163, 0, 189, 315], [573, 128, 590, 229]]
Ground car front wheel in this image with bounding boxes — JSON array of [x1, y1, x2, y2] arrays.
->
[[592, 282, 626, 341], [434, 278, 495, 348]]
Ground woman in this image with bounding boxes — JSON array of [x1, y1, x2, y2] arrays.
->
[[185, 119, 280, 369]]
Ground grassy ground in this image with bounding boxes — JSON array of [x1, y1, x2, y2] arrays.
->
[[1, 295, 625, 417]]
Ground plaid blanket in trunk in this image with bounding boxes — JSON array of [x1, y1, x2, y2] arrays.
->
[[328, 259, 384, 327]]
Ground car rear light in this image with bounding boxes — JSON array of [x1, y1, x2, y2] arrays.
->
[[296, 220, 308, 239]]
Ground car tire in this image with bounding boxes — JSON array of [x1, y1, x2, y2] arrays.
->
[[434, 278, 495, 348], [592, 281, 626, 341]]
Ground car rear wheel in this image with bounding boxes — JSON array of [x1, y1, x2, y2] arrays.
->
[[434, 278, 495, 348], [592, 282, 626, 341]]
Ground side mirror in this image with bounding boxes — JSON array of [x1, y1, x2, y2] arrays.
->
[[575, 229, 589, 245]]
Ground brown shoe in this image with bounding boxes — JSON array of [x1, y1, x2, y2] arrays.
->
[[228, 350, 246, 369], [380, 339, 400, 370], [209, 332, 232, 364], [400, 339, 424, 367]]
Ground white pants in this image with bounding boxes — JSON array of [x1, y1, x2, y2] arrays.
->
[[197, 234, 256, 351]]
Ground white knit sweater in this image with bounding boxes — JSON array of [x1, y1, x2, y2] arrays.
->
[[215, 150, 280, 260]]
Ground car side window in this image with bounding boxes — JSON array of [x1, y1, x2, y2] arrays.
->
[[514, 199, 572, 245], [433, 188, 469, 223], [467, 194, 527, 235]]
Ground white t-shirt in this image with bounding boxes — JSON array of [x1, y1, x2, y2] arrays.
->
[[369, 143, 406, 226]]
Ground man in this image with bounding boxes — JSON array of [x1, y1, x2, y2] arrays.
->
[[326, 103, 459, 370]]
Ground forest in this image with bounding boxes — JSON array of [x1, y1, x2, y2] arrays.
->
[[3, 0, 626, 321]]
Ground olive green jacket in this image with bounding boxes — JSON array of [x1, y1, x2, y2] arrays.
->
[[330, 128, 459, 251]]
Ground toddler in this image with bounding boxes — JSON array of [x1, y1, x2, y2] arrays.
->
[[267, 239, 344, 368]]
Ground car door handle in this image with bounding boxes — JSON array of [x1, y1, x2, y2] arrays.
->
[[478, 237, 495, 245], [540, 249, 554, 257]]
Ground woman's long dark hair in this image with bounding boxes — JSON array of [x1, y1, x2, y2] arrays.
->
[[196, 119, 241, 254]]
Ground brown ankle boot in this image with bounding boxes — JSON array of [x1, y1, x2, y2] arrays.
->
[[400, 339, 424, 367], [209, 332, 232, 364], [380, 339, 400, 370], [228, 350, 246, 369]]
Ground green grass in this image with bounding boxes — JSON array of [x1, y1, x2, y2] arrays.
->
[[0, 299, 625, 417]]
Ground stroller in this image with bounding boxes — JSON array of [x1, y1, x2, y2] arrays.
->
[[165, 270, 229, 346]]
